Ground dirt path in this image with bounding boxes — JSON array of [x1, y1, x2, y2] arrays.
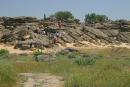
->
[[18, 73, 64, 87]]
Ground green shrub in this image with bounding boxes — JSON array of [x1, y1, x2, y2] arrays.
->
[[51, 11, 74, 21], [0, 60, 17, 87], [75, 55, 96, 65], [65, 61, 130, 87], [0, 49, 9, 59], [33, 49, 43, 57], [85, 13, 108, 24]]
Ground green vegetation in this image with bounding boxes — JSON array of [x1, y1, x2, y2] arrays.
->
[[74, 55, 96, 65], [33, 49, 43, 57], [1, 47, 130, 87], [0, 49, 9, 59], [85, 13, 108, 24], [65, 60, 130, 87], [50, 11, 80, 23], [50, 11, 74, 21], [0, 60, 17, 87]]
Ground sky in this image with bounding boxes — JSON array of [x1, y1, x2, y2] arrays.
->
[[0, 0, 130, 21]]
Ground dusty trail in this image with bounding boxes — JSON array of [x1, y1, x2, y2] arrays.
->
[[18, 73, 64, 87]]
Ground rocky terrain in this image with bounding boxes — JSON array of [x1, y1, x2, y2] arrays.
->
[[0, 16, 130, 50]]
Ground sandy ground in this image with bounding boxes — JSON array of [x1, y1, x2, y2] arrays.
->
[[0, 44, 32, 54], [1, 42, 130, 54], [18, 73, 64, 87], [65, 41, 130, 49]]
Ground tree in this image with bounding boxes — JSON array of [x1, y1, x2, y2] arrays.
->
[[44, 14, 46, 20], [85, 13, 108, 24], [97, 15, 108, 23], [85, 13, 97, 24], [51, 11, 74, 21]]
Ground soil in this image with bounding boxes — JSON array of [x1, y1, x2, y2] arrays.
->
[[1, 42, 130, 55], [17, 73, 64, 87]]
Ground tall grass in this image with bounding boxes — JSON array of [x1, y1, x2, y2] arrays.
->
[[65, 59, 130, 87], [5, 47, 130, 87], [14, 55, 130, 87], [0, 49, 9, 59], [0, 60, 17, 87]]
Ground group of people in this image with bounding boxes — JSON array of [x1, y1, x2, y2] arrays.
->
[[35, 27, 65, 44], [51, 32, 65, 44]]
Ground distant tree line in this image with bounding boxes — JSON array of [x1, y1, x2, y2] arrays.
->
[[85, 13, 109, 24], [44, 11, 129, 25]]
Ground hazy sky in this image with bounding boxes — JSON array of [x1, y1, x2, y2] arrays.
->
[[0, 0, 130, 20]]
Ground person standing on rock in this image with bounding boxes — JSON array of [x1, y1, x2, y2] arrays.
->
[[35, 27, 40, 34], [53, 35, 58, 44], [58, 21, 62, 29]]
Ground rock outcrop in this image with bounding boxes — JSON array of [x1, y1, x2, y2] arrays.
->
[[2, 16, 38, 26], [0, 16, 130, 50]]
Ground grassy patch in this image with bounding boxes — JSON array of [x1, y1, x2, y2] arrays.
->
[[0, 49, 9, 59], [0, 60, 17, 87], [1, 47, 130, 87], [75, 55, 96, 65]]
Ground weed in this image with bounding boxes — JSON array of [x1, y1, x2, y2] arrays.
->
[[0, 49, 9, 59], [0, 60, 17, 87], [75, 55, 96, 65], [33, 49, 43, 57]]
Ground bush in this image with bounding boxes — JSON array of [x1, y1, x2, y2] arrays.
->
[[51, 11, 74, 21], [33, 49, 43, 57], [0, 49, 9, 59], [85, 13, 108, 24], [75, 55, 96, 65], [0, 60, 17, 87]]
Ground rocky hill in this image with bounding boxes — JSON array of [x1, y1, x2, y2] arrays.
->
[[0, 16, 130, 50]]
